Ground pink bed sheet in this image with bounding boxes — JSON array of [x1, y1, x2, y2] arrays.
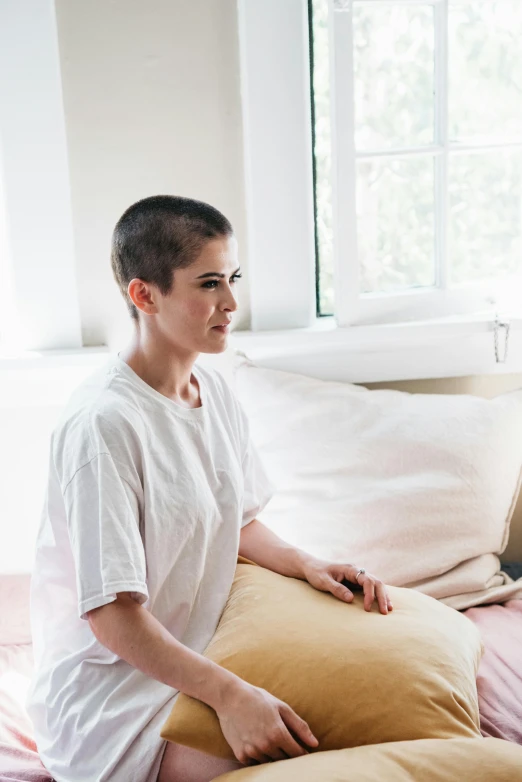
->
[[0, 576, 51, 782], [464, 599, 522, 745], [0, 645, 52, 782], [1, 572, 520, 781]]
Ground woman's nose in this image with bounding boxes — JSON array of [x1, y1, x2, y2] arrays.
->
[[222, 286, 238, 312]]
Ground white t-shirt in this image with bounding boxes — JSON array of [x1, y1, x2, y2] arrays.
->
[[27, 354, 274, 782]]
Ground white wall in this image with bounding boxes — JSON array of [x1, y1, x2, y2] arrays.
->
[[54, 0, 251, 349], [0, 0, 82, 352], [0, 356, 108, 573], [1, 1, 253, 571]]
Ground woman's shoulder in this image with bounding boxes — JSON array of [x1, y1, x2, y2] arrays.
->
[[52, 362, 146, 471]]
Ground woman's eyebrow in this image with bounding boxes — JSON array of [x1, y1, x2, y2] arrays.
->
[[195, 267, 241, 279]]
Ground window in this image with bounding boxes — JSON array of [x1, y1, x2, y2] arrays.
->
[[311, 0, 522, 325]]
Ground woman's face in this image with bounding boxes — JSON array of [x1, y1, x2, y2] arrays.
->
[[130, 234, 241, 355]]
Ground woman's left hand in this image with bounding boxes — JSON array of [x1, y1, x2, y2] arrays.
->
[[302, 559, 393, 615]]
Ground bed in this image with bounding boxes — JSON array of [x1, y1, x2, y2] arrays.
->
[[463, 564, 522, 744], [2, 368, 522, 781], [1, 566, 522, 782]]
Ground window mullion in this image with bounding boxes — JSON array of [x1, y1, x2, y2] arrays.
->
[[357, 145, 444, 162], [434, 0, 449, 291]]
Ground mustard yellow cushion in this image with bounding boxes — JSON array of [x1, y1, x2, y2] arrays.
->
[[213, 738, 522, 782], [161, 561, 482, 758]]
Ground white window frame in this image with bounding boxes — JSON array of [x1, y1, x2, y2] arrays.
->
[[235, 0, 522, 382], [237, 0, 317, 332], [330, 0, 522, 328]]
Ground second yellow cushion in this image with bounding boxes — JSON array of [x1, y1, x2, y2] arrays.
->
[[213, 738, 522, 782]]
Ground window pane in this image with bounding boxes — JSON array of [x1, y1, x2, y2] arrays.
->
[[449, 1, 522, 143], [353, 3, 434, 151], [449, 150, 522, 284], [357, 157, 435, 294]]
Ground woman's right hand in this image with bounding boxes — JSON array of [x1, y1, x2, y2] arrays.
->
[[215, 681, 319, 766]]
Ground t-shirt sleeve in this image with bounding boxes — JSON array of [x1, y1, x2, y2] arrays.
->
[[237, 401, 275, 529], [63, 452, 148, 620]]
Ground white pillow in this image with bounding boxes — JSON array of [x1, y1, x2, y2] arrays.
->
[[234, 354, 522, 610]]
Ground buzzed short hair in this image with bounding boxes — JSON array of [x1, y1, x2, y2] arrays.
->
[[111, 195, 233, 321]]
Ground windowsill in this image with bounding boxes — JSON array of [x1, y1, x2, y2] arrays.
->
[[231, 311, 520, 353], [0, 312, 520, 384], [230, 312, 522, 382], [0, 345, 111, 370], [0, 347, 112, 408]]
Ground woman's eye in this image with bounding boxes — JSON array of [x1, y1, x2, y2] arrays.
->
[[202, 274, 242, 289]]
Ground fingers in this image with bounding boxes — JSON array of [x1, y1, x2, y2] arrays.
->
[[245, 751, 286, 766], [243, 708, 318, 767], [375, 581, 389, 614], [279, 703, 319, 751], [320, 564, 392, 615], [361, 576, 392, 615], [242, 742, 285, 765], [330, 578, 354, 603], [267, 748, 289, 762], [363, 578, 375, 612], [243, 748, 268, 765], [253, 729, 306, 765]]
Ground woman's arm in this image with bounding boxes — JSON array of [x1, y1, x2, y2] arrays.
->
[[87, 592, 236, 710], [239, 519, 392, 614], [87, 592, 318, 764], [239, 519, 314, 579]]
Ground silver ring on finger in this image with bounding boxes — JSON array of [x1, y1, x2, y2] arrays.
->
[[355, 568, 366, 584]]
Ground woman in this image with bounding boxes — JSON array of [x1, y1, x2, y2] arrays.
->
[[28, 196, 392, 782]]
